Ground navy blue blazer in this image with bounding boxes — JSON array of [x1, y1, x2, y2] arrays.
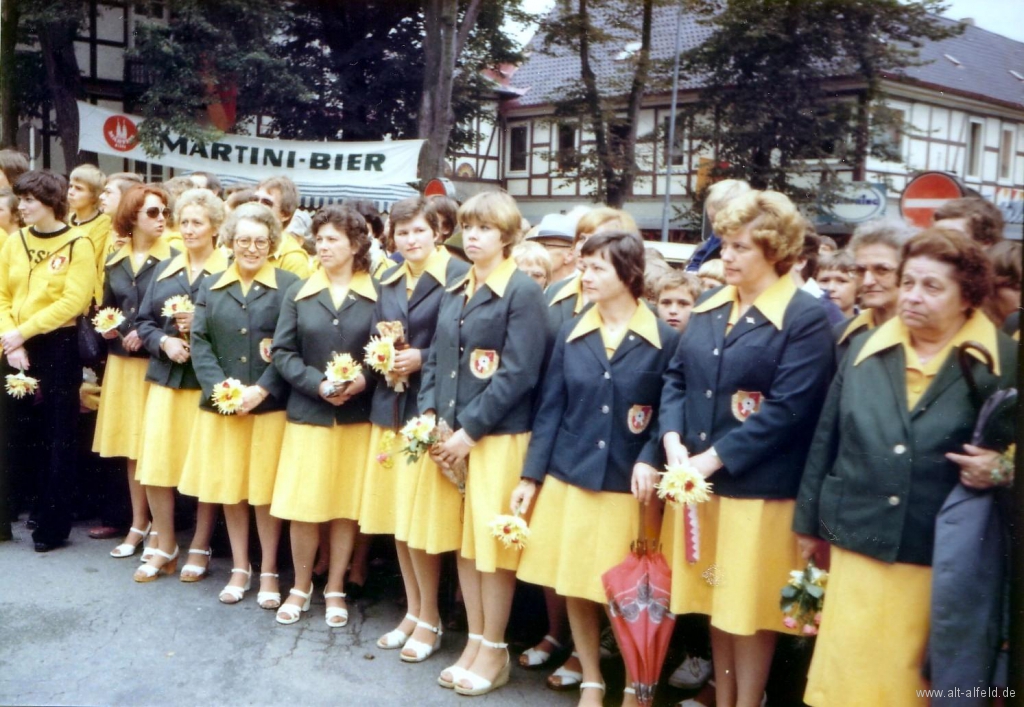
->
[[522, 304, 679, 493], [658, 279, 835, 499], [368, 250, 469, 429], [136, 250, 230, 389], [419, 257, 547, 440], [101, 239, 176, 358], [543, 272, 590, 341]]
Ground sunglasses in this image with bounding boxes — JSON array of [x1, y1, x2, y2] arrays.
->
[[139, 207, 172, 220]]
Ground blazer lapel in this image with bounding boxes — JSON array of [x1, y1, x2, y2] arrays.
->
[[316, 288, 338, 319], [335, 289, 362, 317], [462, 285, 494, 318], [880, 347, 913, 435], [408, 275, 437, 313], [911, 354, 972, 419], [724, 311, 771, 347], [610, 333, 644, 366]]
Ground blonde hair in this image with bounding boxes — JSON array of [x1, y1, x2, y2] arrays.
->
[[654, 270, 703, 301], [512, 241, 553, 282], [69, 164, 106, 199], [705, 179, 751, 216], [575, 207, 639, 242], [175, 188, 227, 235], [697, 258, 725, 285], [458, 191, 523, 256], [713, 190, 804, 275]]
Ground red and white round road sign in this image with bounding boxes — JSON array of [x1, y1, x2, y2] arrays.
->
[[899, 172, 966, 228]]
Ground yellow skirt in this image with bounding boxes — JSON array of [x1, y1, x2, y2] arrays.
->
[[135, 386, 202, 487], [357, 424, 406, 535], [660, 495, 802, 636], [804, 546, 931, 706], [271, 421, 371, 523], [92, 355, 151, 460], [178, 409, 287, 505], [460, 433, 531, 573], [401, 452, 464, 554], [517, 476, 639, 604]]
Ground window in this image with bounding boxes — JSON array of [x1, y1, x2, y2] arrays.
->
[[556, 124, 577, 171], [875, 108, 905, 159], [663, 115, 685, 167], [999, 128, 1014, 180], [966, 120, 983, 177], [509, 125, 528, 172]]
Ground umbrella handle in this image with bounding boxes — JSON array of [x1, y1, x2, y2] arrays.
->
[[634, 500, 655, 555], [957, 341, 994, 410]]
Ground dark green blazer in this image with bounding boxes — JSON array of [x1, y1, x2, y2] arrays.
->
[[272, 270, 378, 427], [793, 314, 1018, 566], [136, 250, 230, 389], [190, 263, 298, 414], [419, 257, 547, 440], [101, 239, 176, 358]]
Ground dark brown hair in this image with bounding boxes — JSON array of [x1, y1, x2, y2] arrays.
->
[[312, 205, 371, 273], [581, 231, 646, 299], [389, 196, 440, 245], [988, 240, 1021, 290], [13, 170, 69, 222], [0, 150, 29, 187], [899, 227, 993, 309], [933, 197, 1004, 247], [113, 185, 169, 240], [426, 195, 459, 238]]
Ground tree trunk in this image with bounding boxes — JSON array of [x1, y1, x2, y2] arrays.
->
[[577, 0, 615, 204], [0, 0, 21, 148], [37, 16, 84, 170], [607, 0, 653, 208]]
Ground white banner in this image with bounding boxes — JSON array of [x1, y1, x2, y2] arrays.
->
[[77, 102, 424, 187]]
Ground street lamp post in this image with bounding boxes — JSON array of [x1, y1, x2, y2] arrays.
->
[[660, 0, 684, 242]]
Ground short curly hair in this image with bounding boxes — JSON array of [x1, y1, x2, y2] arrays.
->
[[222, 202, 283, 253], [899, 227, 993, 310], [175, 188, 227, 236], [311, 205, 371, 273], [712, 190, 804, 275], [932, 197, 1004, 247]]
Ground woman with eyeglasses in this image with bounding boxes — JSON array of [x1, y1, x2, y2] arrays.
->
[[92, 185, 175, 562], [177, 203, 299, 606]]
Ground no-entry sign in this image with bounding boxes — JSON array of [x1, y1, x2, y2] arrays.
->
[[900, 172, 966, 228]]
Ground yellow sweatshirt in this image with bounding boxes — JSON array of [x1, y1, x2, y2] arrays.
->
[[270, 233, 312, 278], [0, 226, 97, 340], [71, 211, 112, 302]]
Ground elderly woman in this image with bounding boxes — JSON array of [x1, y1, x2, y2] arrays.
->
[[132, 189, 230, 582], [659, 190, 835, 707], [419, 191, 547, 696], [794, 228, 1017, 705], [269, 205, 377, 627], [93, 185, 176, 560], [0, 170, 95, 550], [514, 232, 679, 707], [177, 203, 299, 605]]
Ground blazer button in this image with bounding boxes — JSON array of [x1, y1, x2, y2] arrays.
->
[[699, 432, 707, 441], [332, 319, 339, 325], [449, 399, 455, 407], [705, 390, 713, 399], [241, 305, 246, 310], [601, 405, 609, 414], [893, 444, 907, 455], [129, 306, 136, 313], [460, 319, 465, 325], [460, 346, 464, 353], [603, 371, 611, 380], [240, 328, 248, 334], [597, 440, 606, 449], [240, 356, 247, 363], [450, 371, 457, 379], [713, 348, 719, 356], [888, 495, 900, 506]]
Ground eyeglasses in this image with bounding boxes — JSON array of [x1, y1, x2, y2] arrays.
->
[[853, 263, 898, 278], [235, 237, 272, 251], [139, 207, 171, 220]]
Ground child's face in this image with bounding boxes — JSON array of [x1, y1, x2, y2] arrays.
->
[[517, 262, 548, 289], [657, 286, 695, 332]]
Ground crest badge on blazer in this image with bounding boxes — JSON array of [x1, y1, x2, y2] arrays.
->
[[627, 405, 652, 434], [470, 349, 499, 379], [731, 390, 763, 421], [49, 254, 68, 272], [259, 338, 273, 363]]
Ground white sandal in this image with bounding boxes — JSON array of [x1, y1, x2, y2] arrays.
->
[[547, 651, 583, 691], [109, 524, 151, 559], [519, 633, 563, 668], [140, 531, 159, 562], [324, 591, 348, 628], [257, 572, 282, 609], [133, 546, 179, 583], [581, 682, 606, 693], [179, 548, 211, 583], [276, 586, 312, 625], [401, 621, 442, 663], [438, 633, 482, 689], [454, 638, 511, 696], [218, 566, 251, 604], [378, 613, 418, 649]]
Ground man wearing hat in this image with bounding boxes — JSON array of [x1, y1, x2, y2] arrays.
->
[[527, 213, 577, 291]]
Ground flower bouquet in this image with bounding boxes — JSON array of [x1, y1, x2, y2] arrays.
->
[[211, 378, 246, 415], [5, 370, 39, 399], [323, 352, 362, 397], [92, 307, 125, 335], [656, 464, 713, 564], [363, 320, 409, 392], [489, 508, 530, 550], [399, 413, 439, 463], [780, 559, 828, 636], [161, 294, 194, 318]]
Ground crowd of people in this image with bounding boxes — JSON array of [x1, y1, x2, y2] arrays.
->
[[0, 148, 1019, 707]]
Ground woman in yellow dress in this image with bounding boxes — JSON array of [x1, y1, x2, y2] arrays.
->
[[132, 189, 229, 582], [269, 205, 377, 627], [93, 185, 175, 561], [177, 203, 299, 606], [361, 196, 468, 660], [419, 191, 547, 696]]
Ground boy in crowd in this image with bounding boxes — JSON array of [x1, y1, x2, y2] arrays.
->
[[654, 270, 702, 333]]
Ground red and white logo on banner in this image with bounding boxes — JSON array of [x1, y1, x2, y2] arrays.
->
[[103, 115, 138, 152]]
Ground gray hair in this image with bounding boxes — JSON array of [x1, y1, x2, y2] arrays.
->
[[220, 202, 282, 251], [175, 188, 227, 234], [705, 179, 752, 217], [849, 218, 916, 256]]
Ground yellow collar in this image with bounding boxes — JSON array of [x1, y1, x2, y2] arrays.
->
[[837, 308, 878, 345], [692, 275, 796, 330], [212, 261, 279, 291], [381, 246, 451, 287], [106, 237, 174, 267], [853, 309, 1001, 375], [567, 300, 662, 349], [549, 272, 585, 314], [448, 256, 518, 298], [295, 269, 377, 302], [157, 248, 230, 282]]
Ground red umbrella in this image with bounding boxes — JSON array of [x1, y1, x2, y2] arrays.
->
[[602, 504, 676, 706]]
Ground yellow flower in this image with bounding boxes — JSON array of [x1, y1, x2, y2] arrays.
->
[[401, 413, 437, 445], [656, 464, 713, 506], [326, 352, 362, 383], [92, 307, 125, 334], [5, 372, 39, 399], [161, 294, 195, 318], [376, 430, 397, 469], [211, 378, 245, 414], [489, 513, 530, 550], [363, 336, 396, 374]]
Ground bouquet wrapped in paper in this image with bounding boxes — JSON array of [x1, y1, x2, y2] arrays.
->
[[489, 508, 530, 550], [780, 559, 828, 635], [656, 463, 713, 564], [211, 378, 246, 415], [323, 352, 362, 397], [92, 307, 125, 334], [363, 320, 409, 392], [5, 370, 39, 399]]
